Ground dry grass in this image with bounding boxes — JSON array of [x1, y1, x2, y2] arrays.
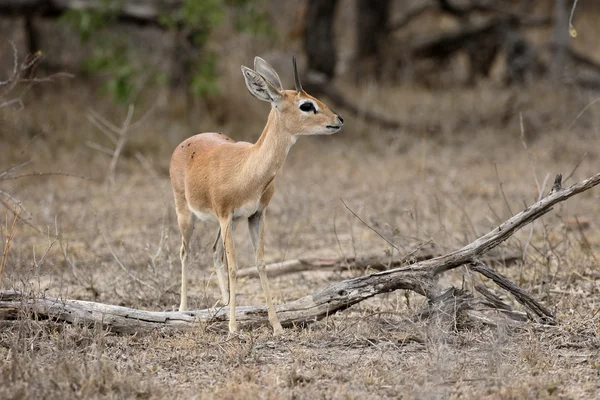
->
[[1, 65, 600, 399], [2, 2, 600, 397]]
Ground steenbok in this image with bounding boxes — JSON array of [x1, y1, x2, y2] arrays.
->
[[170, 56, 344, 334]]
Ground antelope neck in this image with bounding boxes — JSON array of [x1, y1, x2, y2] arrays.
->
[[245, 108, 296, 185]]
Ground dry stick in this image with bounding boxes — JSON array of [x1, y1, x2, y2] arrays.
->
[[332, 210, 351, 271], [493, 162, 514, 217], [470, 260, 554, 323], [568, 0, 579, 37], [0, 198, 41, 234], [101, 231, 157, 293], [0, 173, 599, 333], [574, 216, 599, 266], [87, 109, 121, 144], [86, 141, 115, 156], [567, 98, 600, 131], [0, 41, 18, 87], [520, 117, 550, 266], [0, 160, 32, 180], [236, 246, 520, 279], [340, 198, 400, 251], [0, 208, 20, 283], [87, 104, 154, 185], [0, 189, 33, 220], [563, 152, 587, 184], [107, 105, 135, 185], [474, 283, 513, 312], [0, 44, 57, 110], [0, 171, 90, 182]]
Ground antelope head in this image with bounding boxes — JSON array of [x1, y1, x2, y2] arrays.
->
[[241, 56, 344, 136]]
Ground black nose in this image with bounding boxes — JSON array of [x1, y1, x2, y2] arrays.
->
[[337, 115, 344, 124]]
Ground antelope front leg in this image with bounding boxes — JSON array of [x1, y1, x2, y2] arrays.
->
[[219, 216, 238, 333], [212, 228, 229, 304], [248, 210, 283, 335], [177, 211, 195, 312]]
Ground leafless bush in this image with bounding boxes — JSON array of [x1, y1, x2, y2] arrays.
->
[[0, 41, 70, 110]]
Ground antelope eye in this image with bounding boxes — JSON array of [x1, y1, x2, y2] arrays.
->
[[299, 102, 315, 113]]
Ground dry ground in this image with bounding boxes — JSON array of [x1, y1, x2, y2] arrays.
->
[[1, 79, 600, 399]]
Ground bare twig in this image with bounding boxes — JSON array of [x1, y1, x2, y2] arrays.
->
[[32, 228, 58, 271], [0, 172, 91, 182], [0, 43, 65, 109], [567, 97, 600, 131], [470, 260, 555, 323], [568, 0, 579, 37], [563, 152, 587, 183], [1, 207, 20, 283], [0, 160, 32, 180], [108, 104, 135, 185], [101, 231, 157, 292], [86, 141, 115, 156], [493, 162, 514, 217], [87, 104, 155, 185], [0, 189, 33, 220], [574, 216, 599, 266], [87, 110, 120, 144], [0, 198, 41, 233], [340, 198, 400, 251]]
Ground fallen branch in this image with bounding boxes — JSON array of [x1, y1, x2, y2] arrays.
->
[[470, 260, 554, 323], [237, 247, 522, 279], [0, 173, 598, 333]]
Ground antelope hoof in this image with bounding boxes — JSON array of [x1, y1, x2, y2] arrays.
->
[[272, 323, 284, 336], [229, 322, 238, 334]]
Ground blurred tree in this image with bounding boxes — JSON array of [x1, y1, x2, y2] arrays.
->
[[301, 0, 407, 131], [303, 0, 338, 82], [0, 0, 274, 102], [355, 0, 391, 81]]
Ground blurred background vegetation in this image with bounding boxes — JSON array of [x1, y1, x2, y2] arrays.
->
[[1, 0, 599, 172]]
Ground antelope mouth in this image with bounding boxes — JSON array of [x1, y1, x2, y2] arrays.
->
[[326, 125, 341, 131]]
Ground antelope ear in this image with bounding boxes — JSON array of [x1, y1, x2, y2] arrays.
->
[[241, 66, 282, 103], [254, 57, 283, 90]]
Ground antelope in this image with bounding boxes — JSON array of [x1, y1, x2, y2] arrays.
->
[[169, 56, 344, 334]]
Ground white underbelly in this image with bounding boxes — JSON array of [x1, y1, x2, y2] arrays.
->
[[190, 200, 261, 223], [191, 208, 219, 223], [233, 199, 261, 219]]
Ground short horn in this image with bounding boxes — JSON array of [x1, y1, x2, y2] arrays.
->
[[293, 55, 303, 93]]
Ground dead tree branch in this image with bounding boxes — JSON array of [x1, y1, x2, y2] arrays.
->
[[237, 248, 522, 279], [0, 173, 598, 333], [470, 260, 554, 323]]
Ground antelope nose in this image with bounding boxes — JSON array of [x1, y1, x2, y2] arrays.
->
[[337, 115, 344, 124]]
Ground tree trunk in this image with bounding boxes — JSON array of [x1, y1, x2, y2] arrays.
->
[[355, 0, 391, 81], [303, 0, 338, 81], [551, 0, 569, 80]]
